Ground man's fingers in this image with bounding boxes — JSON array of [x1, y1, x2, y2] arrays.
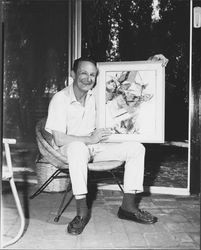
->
[[148, 54, 169, 67], [100, 135, 110, 142]]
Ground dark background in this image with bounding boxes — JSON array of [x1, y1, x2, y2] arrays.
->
[[1, 0, 201, 192], [2, 0, 195, 143]]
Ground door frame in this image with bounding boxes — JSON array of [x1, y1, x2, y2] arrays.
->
[[74, 0, 199, 195]]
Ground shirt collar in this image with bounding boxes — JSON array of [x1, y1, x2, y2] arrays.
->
[[69, 84, 93, 104]]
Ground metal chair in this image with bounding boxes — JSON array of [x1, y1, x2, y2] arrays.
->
[[30, 117, 124, 222], [1, 139, 26, 248]]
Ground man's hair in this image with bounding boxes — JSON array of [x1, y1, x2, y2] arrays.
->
[[72, 57, 97, 73]]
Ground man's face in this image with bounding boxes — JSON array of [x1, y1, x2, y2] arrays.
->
[[73, 61, 98, 93]]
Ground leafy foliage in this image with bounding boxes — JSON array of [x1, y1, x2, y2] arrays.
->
[[82, 0, 191, 140]]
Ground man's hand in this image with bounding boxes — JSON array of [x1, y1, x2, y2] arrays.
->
[[148, 54, 169, 67], [90, 128, 112, 144]]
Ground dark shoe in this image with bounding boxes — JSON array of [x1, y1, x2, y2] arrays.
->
[[67, 214, 90, 235], [117, 207, 158, 224]]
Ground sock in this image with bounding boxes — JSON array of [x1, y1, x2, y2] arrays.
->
[[75, 197, 88, 217], [121, 193, 138, 212]]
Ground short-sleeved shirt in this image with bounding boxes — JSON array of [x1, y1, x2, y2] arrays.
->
[[45, 84, 96, 137]]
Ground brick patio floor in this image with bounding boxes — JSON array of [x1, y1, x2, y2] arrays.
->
[[2, 183, 200, 250]]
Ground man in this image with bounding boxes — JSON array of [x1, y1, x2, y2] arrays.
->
[[45, 55, 168, 235]]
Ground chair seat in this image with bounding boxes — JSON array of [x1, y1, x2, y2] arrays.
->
[[43, 161, 124, 173], [88, 160, 124, 171]]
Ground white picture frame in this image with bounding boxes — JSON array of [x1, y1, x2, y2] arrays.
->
[[94, 61, 165, 143]]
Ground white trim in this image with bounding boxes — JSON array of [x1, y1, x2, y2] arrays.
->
[[8, 178, 38, 184], [97, 184, 190, 196], [144, 186, 190, 196], [67, 0, 72, 86], [2, 138, 16, 144], [73, 0, 82, 61], [7, 167, 34, 172], [75, 0, 82, 58], [67, 0, 82, 87], [71, 1, 75, 63], [163, 141, 188, 148], [187, 0, 193, 193]]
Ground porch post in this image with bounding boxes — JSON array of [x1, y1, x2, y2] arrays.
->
[[67, 0, 82, 86], [189, 0, 201, 194], [0, 1, 3, 247], [74, 0, 82, 59]]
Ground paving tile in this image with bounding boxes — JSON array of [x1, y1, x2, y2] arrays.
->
[[93, 220, 112, 234], [144, 231, 180, 248], [126, 233, 148, 247], [144, 208, 163, 215], [2, 188, 200, 249], [104, 190, 123, 197], [2, 235, 14, 247], [139, 201, 158, 209], [158, 213, 188, 222], [2, 209, 18, 228], [76, 233, 114, 249], [9, 239, 44, 249], [152, 201, 178, 208], [181, 210, 200, 221], [130, 223, 158, 234], [78, 228, 114, 249], [190, 221, 200, 229], [166, 222, 200, 233], [149, 221, 172, 234], [188, 232, 200, 244], [2, 143, 200, 249], [104, 195, 123, 201], [161, 208, 187, 214], [104, 200, 122, 206], [121, 220, 142, 233], [2, 217, 20, 236], [111, 231, 130, 248], [174, 232, 196, 243]]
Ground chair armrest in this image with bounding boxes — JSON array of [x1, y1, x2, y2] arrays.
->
[[3, 138, 16, 144]]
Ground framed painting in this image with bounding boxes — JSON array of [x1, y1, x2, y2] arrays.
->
[[95, 61, 165, 143]]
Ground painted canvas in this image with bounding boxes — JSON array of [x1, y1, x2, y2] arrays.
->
[[95, 61, 165, 143]]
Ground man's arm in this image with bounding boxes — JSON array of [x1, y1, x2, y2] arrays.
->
[[52, 128, 112, 147]]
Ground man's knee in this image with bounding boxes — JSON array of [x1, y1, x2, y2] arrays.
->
[[123, 141, 145, 156], [67, 141, 88, 153], [67, 141, 89, 159]]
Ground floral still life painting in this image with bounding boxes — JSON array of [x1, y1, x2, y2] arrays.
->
[[95, 61, 165, 143]]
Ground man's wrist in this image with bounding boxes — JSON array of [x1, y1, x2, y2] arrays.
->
[[85, 135, 94, 145]]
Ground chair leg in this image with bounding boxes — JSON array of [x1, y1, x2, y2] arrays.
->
[[30, 169, 61, 199], [54, 181, 73, 222], [2, 178, 26, 248], [109, 170, 124, 194]]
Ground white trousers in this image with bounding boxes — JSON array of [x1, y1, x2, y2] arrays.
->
[[60, 141, 145, 196]]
